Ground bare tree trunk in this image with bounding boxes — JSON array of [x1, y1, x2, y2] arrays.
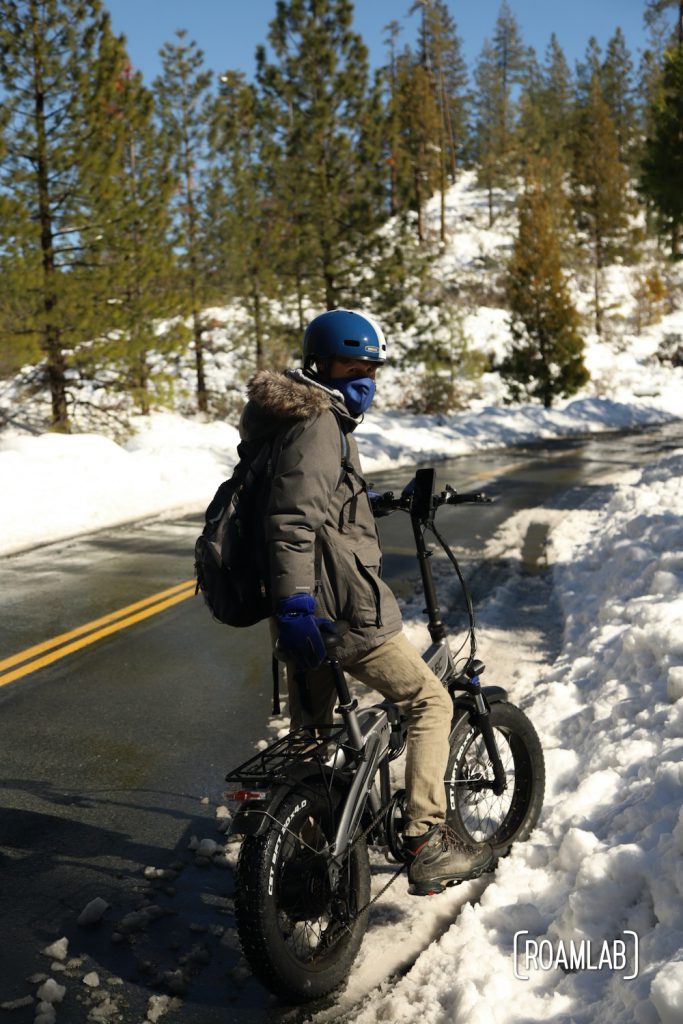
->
[[593, 234, 604, 336], [252, 286, 264, 371], [192, 310, 207, 408], [31, 1, 69, 431]]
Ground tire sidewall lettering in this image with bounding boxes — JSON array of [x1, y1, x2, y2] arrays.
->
[[268, 798, 308, 896]]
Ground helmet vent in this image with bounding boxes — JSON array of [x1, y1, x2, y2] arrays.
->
[[343, 339, 361, 347]]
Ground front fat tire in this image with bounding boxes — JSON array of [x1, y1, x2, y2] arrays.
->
[[234, 789, 370, 1003], [446, 701, 545, 857]]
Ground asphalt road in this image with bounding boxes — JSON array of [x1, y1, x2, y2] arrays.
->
[[0, 419, 680, 1023]]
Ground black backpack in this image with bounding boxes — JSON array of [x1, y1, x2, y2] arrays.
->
[[194, 420, 349, 629], [194, 435, 279, 628]]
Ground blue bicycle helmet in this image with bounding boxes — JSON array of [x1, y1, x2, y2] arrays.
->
[[303, 309, 387, 369]]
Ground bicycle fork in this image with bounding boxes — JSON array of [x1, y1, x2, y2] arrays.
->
[[455, 671, 508, 796]]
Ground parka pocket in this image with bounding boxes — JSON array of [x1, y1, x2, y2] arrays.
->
[[353, 554, 383, 628], [318, 541, 382, 628]]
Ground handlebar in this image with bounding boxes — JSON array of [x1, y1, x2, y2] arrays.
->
[[370, 484, 492, 518]]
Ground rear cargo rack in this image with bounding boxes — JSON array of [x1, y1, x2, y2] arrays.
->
[[224, 726, 350, 788]]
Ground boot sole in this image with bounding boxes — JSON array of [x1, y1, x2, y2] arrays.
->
[[408, 856, 497, 897]]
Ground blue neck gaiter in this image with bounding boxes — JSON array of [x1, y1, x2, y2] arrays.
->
[[328, 377, 376, 416]]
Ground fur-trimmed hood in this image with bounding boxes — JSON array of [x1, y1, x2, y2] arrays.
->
[[239, 368, 355, 442]]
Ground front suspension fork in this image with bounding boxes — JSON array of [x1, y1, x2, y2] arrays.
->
[[463, 676, 507, 796]]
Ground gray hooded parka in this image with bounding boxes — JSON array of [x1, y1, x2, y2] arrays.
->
[[239, 369, 403, 664]]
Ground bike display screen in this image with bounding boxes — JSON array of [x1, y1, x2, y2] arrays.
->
[[412, 468, 436, 521]]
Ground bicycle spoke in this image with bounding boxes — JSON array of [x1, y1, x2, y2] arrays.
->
[[452, 729, 515, 842]]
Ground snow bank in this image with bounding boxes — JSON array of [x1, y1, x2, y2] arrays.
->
[[0, 414, 239, 555], [0, 395, 676, 557], [344, 450, 683, 1024]]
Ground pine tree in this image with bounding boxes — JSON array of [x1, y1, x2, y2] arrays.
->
[[412, 0, 469, 241], [382, 19, 403, 217], [473, 3, 529, 225], [640, 45, 683, 257], [501, 162, 588, 408], [209, 69, 284, 372], [255, 0, 383, 309], [89, 60, 183, 415], [491, 0, 529, 156], [392, 48, 442, 242], [645, 1, 683, 48], [154, 32, 214, 413], [601, 28, 638, 163], [516, 50, 545, 159], [529, 34, 573, 164], [575, 36, 603, 99], [0, 0, 132, 430], [571, 72, 632, 334]]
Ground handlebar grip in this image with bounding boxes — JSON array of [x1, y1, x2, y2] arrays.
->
[[445, 490, 492, 505]]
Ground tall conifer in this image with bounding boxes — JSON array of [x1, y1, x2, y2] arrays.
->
[[154, 32, 214, 413], [571, 72, 631, 333], [392, 49, 441, 242], [209, 70, 282, 370], [412, 0, 469, 241], [501, 162, 588, 408], [255, 0, 382, 310], [473, 3, 529, 224], [0, 0, 131, 430], [641, 45, 683, 257], [90, 60, 182, 415], [601, 28, 638, 163]]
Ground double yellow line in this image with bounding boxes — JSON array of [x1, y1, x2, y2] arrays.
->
[[0, 579, 196, 688]]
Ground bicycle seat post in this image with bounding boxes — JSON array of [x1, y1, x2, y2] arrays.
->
[[327, 654, 364, 751]]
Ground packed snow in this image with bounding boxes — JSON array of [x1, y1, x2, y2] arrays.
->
[[1, 171, 682, 1022]]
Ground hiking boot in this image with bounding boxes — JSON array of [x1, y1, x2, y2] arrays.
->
[[403, 824, 495, 896]]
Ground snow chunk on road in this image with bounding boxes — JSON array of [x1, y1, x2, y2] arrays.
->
[[35, 979, 65, 1004], [40, 939, 68, 962]]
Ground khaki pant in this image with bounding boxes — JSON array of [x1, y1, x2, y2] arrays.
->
[[286, 632, 453, 836]]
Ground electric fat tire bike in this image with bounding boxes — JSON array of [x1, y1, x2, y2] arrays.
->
[[225, 468, 545, 1003]]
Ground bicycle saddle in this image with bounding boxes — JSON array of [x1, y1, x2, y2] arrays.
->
[[319, 620, 350, 650]]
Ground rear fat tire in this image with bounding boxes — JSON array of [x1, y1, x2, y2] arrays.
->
[[445, 701, 545, 857], [234, 789, 370, 1003]]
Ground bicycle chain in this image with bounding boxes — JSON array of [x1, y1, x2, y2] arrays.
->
[[343, 801, 407, 923]]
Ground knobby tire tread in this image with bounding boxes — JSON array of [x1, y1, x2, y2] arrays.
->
[[234, 790, 370, 1003]]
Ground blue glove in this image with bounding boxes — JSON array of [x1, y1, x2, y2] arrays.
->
[[276, 594, 331, 670]]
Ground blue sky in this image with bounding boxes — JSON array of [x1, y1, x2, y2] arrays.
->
[[105, 0, 649, 85]]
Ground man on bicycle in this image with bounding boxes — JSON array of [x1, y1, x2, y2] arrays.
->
[[238, 308, 493, 895]]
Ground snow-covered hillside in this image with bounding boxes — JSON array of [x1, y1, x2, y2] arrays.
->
[[1, 173, 682, 556]]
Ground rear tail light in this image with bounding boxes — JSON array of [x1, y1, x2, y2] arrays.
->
[[225, 789, 270, 802]]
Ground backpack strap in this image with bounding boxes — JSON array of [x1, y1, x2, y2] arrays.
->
[[331, 411, 367, 531]]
